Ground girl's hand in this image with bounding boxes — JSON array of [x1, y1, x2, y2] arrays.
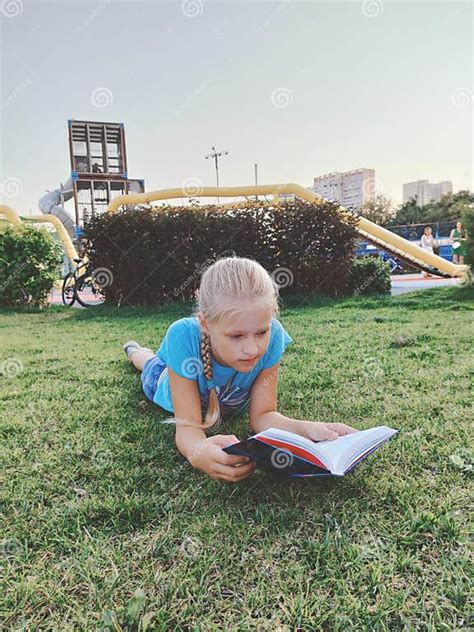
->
[[188, 434, 256, 483], [300, 421, 358, 442]]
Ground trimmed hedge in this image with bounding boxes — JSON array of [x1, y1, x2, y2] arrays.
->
[[0, 225, 63, 306], [83, 200, 358, 306], [346, 256, 391, 296]]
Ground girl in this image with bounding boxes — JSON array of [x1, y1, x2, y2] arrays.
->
[[420, 226, 436, 277], [450, 220, 467, 265], [124, 256, 357, 483]]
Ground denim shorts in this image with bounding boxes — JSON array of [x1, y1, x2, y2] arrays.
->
[[141, 355, 167, 403]]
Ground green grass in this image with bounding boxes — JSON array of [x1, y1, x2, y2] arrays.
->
[[1, 287, 473, 630]]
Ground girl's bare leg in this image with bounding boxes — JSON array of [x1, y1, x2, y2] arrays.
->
[[130, 349, 155, 372]]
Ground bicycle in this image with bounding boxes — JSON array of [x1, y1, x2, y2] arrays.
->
[[61, 256, 106, 307]]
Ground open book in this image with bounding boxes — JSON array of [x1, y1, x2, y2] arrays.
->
[[223, 426, 398, 478]]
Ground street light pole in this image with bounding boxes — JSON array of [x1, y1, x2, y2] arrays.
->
[[205, 146, 228, 204], [254, 163, 258, 201]]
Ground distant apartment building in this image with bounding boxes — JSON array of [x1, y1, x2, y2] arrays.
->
[[402, 180, 452, 206], [310, 168, 375, 211]]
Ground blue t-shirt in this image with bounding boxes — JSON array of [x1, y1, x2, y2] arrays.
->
[[152, 316, 293, 418]]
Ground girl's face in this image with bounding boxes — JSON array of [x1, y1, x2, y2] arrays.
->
[[425, 228, 432, 235], [198, 299, 273, 372], [457, 222, 462, 230]]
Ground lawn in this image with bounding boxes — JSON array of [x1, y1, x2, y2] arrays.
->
[[1, 287, 473, 630]]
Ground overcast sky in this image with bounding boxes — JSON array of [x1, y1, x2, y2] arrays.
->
[[1, 0, 472, 214]]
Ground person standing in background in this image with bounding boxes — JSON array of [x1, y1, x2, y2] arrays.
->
[[420, 226, 436, 277], [450, 220, 467, 265]]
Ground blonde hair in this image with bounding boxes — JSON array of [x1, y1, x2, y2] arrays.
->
[[162, 256, 280, 431]]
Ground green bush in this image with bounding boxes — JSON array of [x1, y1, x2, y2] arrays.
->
[[0, 225, 63, 306], [83, 200, 358, 306], [346, 256, 391, 296], [461, 205, 474, 267]]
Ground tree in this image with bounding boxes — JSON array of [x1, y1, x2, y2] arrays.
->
[[430, 190, 474, 223], [461, 203, 474, 266], [360, 194, 395, 226], [388, 190, 474, 228], [386, 197, 425, 226]]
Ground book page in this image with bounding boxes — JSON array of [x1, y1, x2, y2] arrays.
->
[[255, 426, 397, 474], [256, 428, 323, 454], [312, 426, 397, 474]]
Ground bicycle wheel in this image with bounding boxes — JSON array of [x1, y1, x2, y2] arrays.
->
[[74, 273, 106, 307], [61, 273, 76, 306]]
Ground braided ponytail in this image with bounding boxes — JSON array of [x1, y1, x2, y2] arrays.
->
[[160, 329, 221, 430], [199, 332, 221, 429]]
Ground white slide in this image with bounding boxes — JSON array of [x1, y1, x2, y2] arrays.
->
[[38, 177, 76, 240]]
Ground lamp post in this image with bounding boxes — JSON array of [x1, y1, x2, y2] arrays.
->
[[254, 163, 258, 201], [205, 146, 228, 204]]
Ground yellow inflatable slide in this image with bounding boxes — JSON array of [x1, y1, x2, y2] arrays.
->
[[107, 183, 468, 279]]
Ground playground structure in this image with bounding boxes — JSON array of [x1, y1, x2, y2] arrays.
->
[[39, 120, 145, 241], [106, 184, 469, 279], [38, 177, 76, 240]]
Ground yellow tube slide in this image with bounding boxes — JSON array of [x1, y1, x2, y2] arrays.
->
[[0, 205, 23, 226], [0, 205, 79, 264], [106, 183, 468, 279]]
